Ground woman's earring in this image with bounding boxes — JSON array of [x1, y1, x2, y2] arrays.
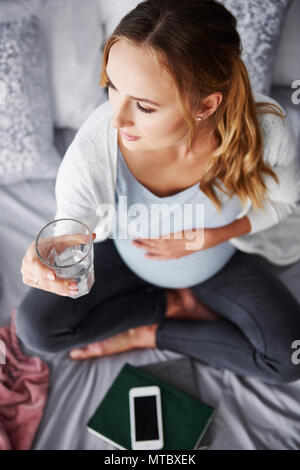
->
[[196, 115, 204, 121]]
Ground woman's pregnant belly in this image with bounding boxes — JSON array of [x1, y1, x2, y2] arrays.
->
[[113, 236, 237, 288], [112, 179, 242, 288]]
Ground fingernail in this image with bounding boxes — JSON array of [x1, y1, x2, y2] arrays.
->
[[69, 281, 77, 288], [69, 288, 79, 294], [47, 272, 55, 280]]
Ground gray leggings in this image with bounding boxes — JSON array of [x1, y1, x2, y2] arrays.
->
[[15, 238, 300, 384]]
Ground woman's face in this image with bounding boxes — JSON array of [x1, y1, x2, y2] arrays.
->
[[106, 39, 191, 153]]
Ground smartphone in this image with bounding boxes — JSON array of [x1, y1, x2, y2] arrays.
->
[[129, 385, 164, 450]]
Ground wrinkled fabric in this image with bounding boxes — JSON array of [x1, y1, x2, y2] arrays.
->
[[0, 308, 50, 450]]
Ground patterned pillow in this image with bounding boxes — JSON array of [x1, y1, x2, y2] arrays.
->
[[218, 0, 292, 95], [0, 13, 61, 185]]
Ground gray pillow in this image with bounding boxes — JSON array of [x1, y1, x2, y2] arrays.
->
[[218, 0, 292, 95], [272, 0, 300, 87], [0, 13, 61, 185]]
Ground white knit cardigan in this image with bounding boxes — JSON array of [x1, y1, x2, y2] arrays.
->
[[54, 93, 300, 266]]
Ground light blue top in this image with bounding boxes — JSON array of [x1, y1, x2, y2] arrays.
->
[[112, 146, 244, 288]]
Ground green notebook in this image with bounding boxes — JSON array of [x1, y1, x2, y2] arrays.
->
[[86, 362, 215, 450]]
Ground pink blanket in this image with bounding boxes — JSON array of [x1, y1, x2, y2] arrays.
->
[[0, 308, 50, 450]]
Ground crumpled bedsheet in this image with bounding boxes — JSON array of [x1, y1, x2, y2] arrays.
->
[[0, 308, 50, 450]]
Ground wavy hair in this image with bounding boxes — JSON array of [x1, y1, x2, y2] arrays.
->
[[99, 0, 285, 213]]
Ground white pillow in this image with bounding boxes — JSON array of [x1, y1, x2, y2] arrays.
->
[[0, 6, 62, 185], [34, 0, 108, 129], [272, 0, 300, 87], [98, 0, 140, 39]]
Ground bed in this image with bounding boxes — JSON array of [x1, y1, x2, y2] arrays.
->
[[1, 0, 300, 450]]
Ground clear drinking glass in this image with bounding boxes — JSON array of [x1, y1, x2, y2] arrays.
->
[[35, 218, 95, 298]]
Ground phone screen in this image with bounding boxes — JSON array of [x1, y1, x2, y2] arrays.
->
[[134, 395, 159, 441]]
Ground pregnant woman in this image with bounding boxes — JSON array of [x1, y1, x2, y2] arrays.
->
[[17, 0, 300, 384]]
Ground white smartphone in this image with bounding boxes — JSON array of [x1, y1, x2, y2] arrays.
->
[[129, 385, 164, 450]]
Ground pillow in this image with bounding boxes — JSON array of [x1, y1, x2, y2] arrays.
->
[[34, 0, 108, 129], [218, 0, 292, 95], [272, 0, 300, 87], [0, 12, 62, 185], [98, 0, 141, 40]]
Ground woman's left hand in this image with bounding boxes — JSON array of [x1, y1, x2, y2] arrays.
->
[[131, 227, 222, 260]]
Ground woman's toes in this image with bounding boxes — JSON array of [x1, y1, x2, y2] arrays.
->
[[69, 342, 103, 360], [69, 325, 157, 361]]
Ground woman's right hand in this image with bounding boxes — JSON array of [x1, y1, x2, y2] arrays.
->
[[20, 232, 96, 296]]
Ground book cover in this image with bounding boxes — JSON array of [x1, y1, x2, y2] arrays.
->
[[138, 357, 200, 399], [86, 360, 215, 450]]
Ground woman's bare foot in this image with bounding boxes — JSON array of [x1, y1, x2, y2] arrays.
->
[[69, 324, 158, 360], [165, 288, 220, 321], [68, 289, 219, 361]]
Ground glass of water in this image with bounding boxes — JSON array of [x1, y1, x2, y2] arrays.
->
[[35, 218, 95, 298]]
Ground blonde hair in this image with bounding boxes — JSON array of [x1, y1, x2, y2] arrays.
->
[[99, 0, 285, 214]]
